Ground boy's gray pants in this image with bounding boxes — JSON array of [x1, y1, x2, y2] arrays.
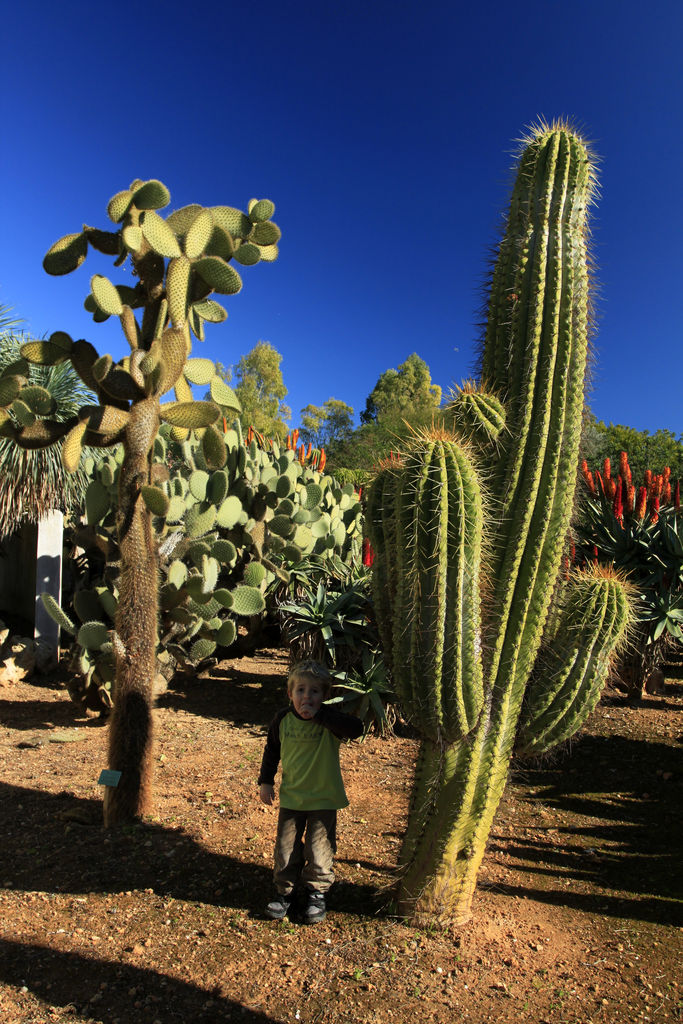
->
[[274, 808, 337, 895]]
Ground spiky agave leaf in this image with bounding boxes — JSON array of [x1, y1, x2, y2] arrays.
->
[[0, 318, 97, 537]]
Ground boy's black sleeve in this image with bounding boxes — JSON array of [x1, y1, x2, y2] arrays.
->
[[257, 709, 287, 785], [315, 703, 364, 740]]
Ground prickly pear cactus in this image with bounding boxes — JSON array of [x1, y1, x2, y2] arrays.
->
[[49, 421, 362, 710], [0, 179, 282, 825], [368, 123, 634, 926]]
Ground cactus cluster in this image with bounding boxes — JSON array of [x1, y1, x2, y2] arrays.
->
[[44, 419, 362, 711], [0, 178, 284, 824], [368, 123, 634, 925]]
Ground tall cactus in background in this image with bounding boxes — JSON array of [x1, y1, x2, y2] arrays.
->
[[0, 180, 280, 824], [368, 122, 633, 925]]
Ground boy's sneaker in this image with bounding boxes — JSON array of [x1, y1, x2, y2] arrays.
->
[[265, 894, 292, 920], [302, 891, 326, 924]]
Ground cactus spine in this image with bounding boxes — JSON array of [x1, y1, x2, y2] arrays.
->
[[369, 123, 633, 925]]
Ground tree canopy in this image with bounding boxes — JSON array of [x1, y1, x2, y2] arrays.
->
[[361, 353, 442, 425], [331, 353, 443, 471], [300, 398, 354, 451], [224, 341, 291, 439]]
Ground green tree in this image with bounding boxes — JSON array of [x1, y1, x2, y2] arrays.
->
[[300, 397, 354, 450], [233, 341, 291, 438], [332, 354, 442, 472], [361, 353, 442, 425]]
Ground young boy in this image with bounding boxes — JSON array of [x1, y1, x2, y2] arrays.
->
[[258, 660, 363, 924]]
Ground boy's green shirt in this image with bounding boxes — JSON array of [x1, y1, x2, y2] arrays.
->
[[258, 704, 363, 811]]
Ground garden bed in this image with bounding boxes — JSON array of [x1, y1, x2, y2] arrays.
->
[[1, 648, 681, 1023]]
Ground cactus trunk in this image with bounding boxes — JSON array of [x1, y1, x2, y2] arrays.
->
[[104, 397, 160, 825], [396, 716, 507, 924], [371, 123, 634, 925]]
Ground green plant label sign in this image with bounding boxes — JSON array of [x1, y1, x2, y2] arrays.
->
[[98, 769, 122, 787]]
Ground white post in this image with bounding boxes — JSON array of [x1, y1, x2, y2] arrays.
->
[[34, 509, 64, 659]]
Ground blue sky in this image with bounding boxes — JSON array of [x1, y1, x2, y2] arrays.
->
[[2, 0, 681, 436]]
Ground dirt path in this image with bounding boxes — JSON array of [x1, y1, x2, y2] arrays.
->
[[1, 648, 681, 1023]]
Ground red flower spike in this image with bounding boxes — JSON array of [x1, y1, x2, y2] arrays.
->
[[298, 445, 305, 466], [663, 466, 671, 482], [625, 484, 635, 515], [585, 470, 596, 495], [596, 470, 605, 494], [319, 450, 326, 472], [614, 476, 622, 504], [603, 457, 611, 480], [613, 478, 623, 522], [362, 537, 375, 567], [675, 480, 681, 510], [650, 495, 660, 524], [644, 469, 652, 488], [663, 481, 672, 504], [636, 486, 648, 520], [608, 477, 617, 500], [592, 545, 599, 562], [619, 451, 632, 488]]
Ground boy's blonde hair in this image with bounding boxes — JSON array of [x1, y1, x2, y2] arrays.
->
[[287, 660, 333, 697]]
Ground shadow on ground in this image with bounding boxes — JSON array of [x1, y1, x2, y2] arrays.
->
[[0, 781, 383, 922], [488, 732, 683, 926], [0, 695, 107, 732], [158, 649, 289, 729], [0, 938, 280, 1023]]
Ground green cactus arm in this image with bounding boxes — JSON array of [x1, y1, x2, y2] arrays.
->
[[40, 593, 76, 635], [516, 569, 632, 755], [1, 417, 77, 449], [442, 443, 485, 735], [407, 438, 484, 741], [370, 435, 484, 743], [367, 465, 400, 685], [485, 129, 595, 705], [446, 383, 506, 449], [159, 400, 221, 429]]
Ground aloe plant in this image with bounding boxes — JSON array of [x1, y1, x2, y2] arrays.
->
[[368, 123, 634, 925], [577, 453, 683, 695], [0, 180, 281, 824]]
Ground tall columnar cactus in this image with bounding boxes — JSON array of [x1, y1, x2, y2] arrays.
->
[[0, 180, 280, 824], [368, 123, 633, 925]]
